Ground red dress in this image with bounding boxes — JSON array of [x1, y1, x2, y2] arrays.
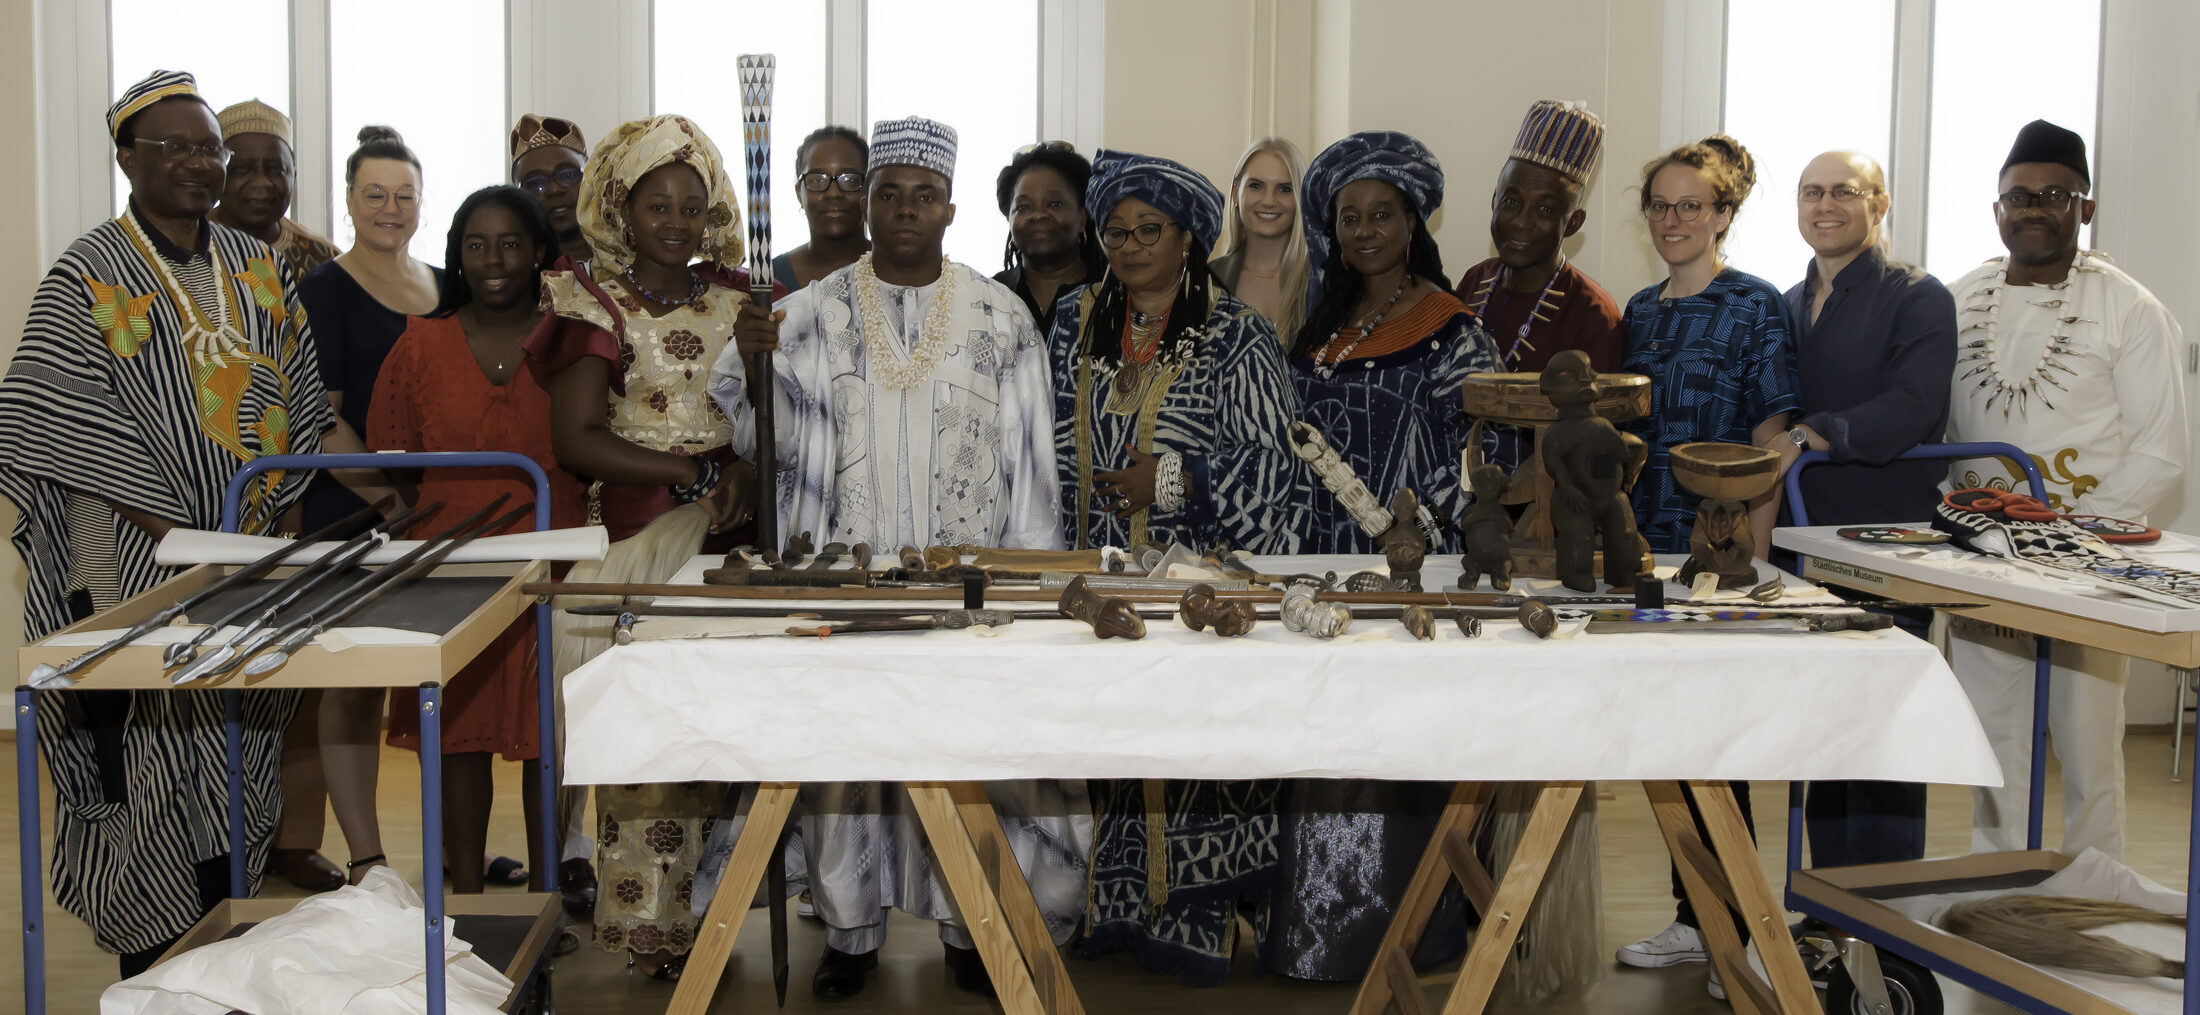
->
[[367, 313, 588, 759]]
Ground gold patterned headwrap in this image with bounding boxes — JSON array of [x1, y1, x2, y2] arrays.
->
[[510, 113, 587, 163], [577, 114, 743, 276]]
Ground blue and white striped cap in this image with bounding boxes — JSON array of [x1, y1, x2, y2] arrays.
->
[[869, 117, 958, 180]]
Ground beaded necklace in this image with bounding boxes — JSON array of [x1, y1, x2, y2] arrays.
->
[[1312, 274, 1413, 379], [622, 265, 706, 309], [853, 253, 958, 390], [1468, 260, 1568, 368]]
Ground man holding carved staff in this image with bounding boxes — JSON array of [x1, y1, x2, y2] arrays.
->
[[710, 115, 1082, 999]]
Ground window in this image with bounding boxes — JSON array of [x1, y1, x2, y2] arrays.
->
[[653, 0, 829, 257], [1923, 0, 2099, 282], [1720, 0, 1898, 292], [327, 0, 507, 263], [867, 0, 1039, 273], [108, 0, 290, 217]]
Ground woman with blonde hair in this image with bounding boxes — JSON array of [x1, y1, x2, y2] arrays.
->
[[1210, 137, 1311, 341]]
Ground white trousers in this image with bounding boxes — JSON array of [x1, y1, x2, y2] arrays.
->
[[1949, 618, 2128, 857]]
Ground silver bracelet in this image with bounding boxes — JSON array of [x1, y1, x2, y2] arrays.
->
[[1154, 451, 1186, 514]]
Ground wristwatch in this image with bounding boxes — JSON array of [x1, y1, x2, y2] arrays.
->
[[1786, 425, 1811, 450]]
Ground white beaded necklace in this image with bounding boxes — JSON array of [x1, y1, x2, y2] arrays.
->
[[853, 253, 957, 390], [1956, 262, 2094, 420]]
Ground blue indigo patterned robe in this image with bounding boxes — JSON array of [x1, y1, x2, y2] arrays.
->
[[1291, 291, 1500, 554], [1619, 269, 1801, 553], [1049, 285, 1310, 554]]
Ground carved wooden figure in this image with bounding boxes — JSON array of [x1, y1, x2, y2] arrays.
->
[[1376, 488, 1429, 592], [1058, 576, 1147, 640], [1669, 442, 1780, 590], [1539, 350, 1649, 592], [1458, 462, 1515, 590], [1179, 584, 1257, 637]]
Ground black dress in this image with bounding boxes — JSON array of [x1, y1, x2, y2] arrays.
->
[[295, 260, 442, 529]]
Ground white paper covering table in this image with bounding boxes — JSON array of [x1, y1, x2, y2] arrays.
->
[[555, 552, 1999, 1015]]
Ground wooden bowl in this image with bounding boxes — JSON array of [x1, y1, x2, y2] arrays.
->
[[1669, 442, 1780, 501], [1461, 372, 1653, 425]]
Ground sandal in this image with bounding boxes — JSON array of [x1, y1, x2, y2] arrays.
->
[[345, 853, 388, 886], [632, 949, 687, 982]]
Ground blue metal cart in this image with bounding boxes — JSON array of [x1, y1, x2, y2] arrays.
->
[[1782, 441, 2200, 1015], [16, 451, 562, 1014]]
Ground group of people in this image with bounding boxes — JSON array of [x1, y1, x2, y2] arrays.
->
[[1, 66, 2184, 1003]]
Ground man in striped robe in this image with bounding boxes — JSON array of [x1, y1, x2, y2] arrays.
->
[[0, 70, 330, 976]]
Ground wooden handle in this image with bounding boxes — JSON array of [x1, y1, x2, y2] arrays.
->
[[744, 346, 777, 543]]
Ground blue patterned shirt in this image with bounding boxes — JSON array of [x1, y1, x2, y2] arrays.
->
[[1621, 268, 1801, 553]]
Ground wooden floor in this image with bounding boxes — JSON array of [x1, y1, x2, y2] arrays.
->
[[3, 735, 2193, 1013]]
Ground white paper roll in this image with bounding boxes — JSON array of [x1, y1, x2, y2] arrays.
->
[[155, 525, 610, 566]]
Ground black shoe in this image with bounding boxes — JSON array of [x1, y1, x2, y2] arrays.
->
[[559, 859, 597, 924], [943, 942, 996, 997], [812, 946, 878, 1000]]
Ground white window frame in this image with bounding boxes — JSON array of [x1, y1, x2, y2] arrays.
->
[[39, 0, 1104, 264]]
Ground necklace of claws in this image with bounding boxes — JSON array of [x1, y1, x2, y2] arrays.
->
[[1955, 268, 2094, 420]]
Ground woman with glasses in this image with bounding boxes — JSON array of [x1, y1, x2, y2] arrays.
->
[[1211, 137, 1311, 342], [1047, 148, 1307, 557], [996, 140, 1105, 333], [510, 114, 592, 264], [1611, 134, 1797, 987], [1051, 150, 1306, 985], [295, 124, 445, 888], [770, 125, 871, 291]]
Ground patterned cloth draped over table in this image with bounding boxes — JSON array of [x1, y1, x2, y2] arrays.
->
[[1291, 290, 1499, 554], [0, 201, 330, 955], [368, 313, 588, 759], [1619, 269, 1800, 554], [1048, 284, 1311, 554]]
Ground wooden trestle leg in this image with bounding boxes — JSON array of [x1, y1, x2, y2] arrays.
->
[[1349, 781, 1585, 1015], [907, 780, 1083, 1015], [669, 782, 799, 1014], [1644, 780, 1821, 1015]]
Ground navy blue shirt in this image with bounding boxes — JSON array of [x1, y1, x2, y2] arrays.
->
[[1621, 269, 1801, 554], [1781, 245, 1956, 526]]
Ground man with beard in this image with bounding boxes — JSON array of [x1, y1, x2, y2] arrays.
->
[[213, 99, 340, 278], [510, 114, 591, 264], [1944, 119, 2188, 859], [1764, 149, 1954, 874]]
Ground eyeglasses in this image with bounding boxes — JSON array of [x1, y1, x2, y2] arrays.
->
[[1100, 222, 1178, 249], [1016, 140, 1076, 157], [359, 187, 419, 210], [520, 166, 582, 194], [1643, 198, 1708, 222], [134, 137, 229, 165], [1797, 184, 1877, 204], [1999, 188, 2083, 212], [800, 171, 864, 193]]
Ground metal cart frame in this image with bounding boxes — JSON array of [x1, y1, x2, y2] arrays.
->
[[1782, 440, 2200, 1015], [16, 451, 561, 1015]]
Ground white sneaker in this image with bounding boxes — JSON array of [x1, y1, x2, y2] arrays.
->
[[1616, 921, 1708, 968], [1708, 963, 1725, 1000]]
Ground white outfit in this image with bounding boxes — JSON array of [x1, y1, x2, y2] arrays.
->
[[1943, 250, 2189, 857], [709, 259, 1088, 952]]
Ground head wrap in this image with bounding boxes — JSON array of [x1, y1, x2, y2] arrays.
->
[[216, 99, 290, 147], [2003, 119, 2090, 188], [869, 117, 959, 180], [1083, 149, 1226, 252], [109, 69, 200, 141], [511, 113, 588, 163], [1510, 100, 1604, 183], [1301, 131, 1445, 303], [577, 114, 742, 276]]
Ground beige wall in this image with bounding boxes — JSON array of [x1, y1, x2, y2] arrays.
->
[[0, 0, 36, 683], [1103, 0, 1670, 303]]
